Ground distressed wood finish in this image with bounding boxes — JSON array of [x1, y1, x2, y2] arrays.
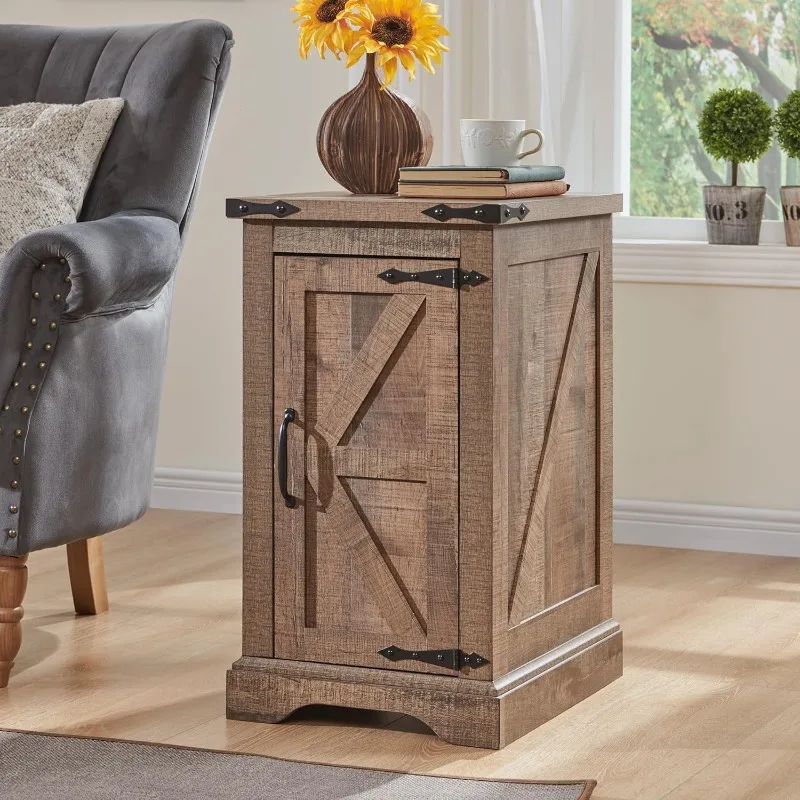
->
[[317, 54, 433, 195], [232, 193, 622, 749], [228, 623, 621, 750], [242, 220, 274, 657], [66, 537, 109, 616], [274, 256, 460, 675], [236, 192, 623, 227], [273, 224, 460, 259], [0, 554, 27, 688]]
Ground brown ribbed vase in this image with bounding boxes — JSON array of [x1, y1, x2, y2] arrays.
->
[[317, 54, 433, 195]]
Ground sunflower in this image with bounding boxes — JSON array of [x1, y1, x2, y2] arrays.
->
[[292, 0, 358, 59], [346, 0, 450, 87]]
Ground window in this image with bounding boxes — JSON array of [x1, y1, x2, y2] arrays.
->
[[629, 0, 799, 225]]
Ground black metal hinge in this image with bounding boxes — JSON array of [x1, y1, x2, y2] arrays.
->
[[422, 203, 529, 224], [226, 198, 300, 219], [379, 645, 489, 672], [377, 267, 488, 289]]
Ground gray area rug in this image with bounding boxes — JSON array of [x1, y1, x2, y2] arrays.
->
[[0, 730, 595, 799]]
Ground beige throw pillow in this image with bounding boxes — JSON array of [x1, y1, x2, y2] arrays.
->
[[0, 98, 124, 262]]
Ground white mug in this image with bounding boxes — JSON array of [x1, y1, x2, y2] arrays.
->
[[459, 119, 544, 168]]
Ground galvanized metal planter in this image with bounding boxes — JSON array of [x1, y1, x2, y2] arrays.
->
[[780, 186, 800, 246], [703, 185, 766, 245]]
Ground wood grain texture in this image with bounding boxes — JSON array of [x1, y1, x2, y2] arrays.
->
[[315, 294, 425, 446], [496, 220, 614, 676], [66, 537, 108, 616], [236, 200, 620, 747], [597, 217, 614, 620], [0, 554, 27, 688], [497, 630, 622, 748], [458, 229, 497, 680], [317, 54, 432, 195], [227, 626, 620, 750], [227, 664, 499, 749], [273, 224, 459, 258], [490, 226, 512, 679], [242, 220, 274, 657], [273, 254, 460, 676], [543, 252, 598, 609], [234, 192, 624, 227], [503, 216, 602, 266], [507, 252, 598, 626]]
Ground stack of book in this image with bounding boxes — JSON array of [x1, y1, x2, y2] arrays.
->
[[397, 165, 568, 199]]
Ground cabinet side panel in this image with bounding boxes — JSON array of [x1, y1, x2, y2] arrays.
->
[[505, 251, 596, 623], [242, 221, 275, 657], [499, 218, 611, 671], [459, 229, 497, 679]]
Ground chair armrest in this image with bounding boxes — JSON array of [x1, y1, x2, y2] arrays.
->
[[0, 211, 182, 319]]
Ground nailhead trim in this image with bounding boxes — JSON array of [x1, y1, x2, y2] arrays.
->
[[0, 258, 70, 549]]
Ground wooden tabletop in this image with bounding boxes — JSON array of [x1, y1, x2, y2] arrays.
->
[[226, 191, 623, 227]]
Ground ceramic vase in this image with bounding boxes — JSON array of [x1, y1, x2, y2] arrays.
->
[[317, 54, 433, 195]]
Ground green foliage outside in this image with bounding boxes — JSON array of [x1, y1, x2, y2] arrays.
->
[[631, 0, 800, 218], [775, 89, 800, 158], [698, 89, 773, 184]]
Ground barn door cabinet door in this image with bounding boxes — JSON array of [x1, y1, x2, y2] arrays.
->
[[227, 193, 623, 750], [273, 255, 460, 675]]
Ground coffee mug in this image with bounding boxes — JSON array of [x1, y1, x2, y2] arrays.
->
[[460, 119, 544, 168]]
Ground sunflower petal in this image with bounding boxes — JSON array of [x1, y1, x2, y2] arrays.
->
[[397, 48, 416, 79], [381, 56, 398, 87]]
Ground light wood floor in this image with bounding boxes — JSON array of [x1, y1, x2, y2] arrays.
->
[[2, 509, 800, 798]]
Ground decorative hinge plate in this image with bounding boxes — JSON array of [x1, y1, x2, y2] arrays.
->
[[422, 202, 529, 224], [226, 198, 300, 219], [379, 645, 490, 671], [377, 267, 488, 289]]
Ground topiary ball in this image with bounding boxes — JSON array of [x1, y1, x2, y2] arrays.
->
[[776, 90, 800, 161], [699, 88, 773, 165]]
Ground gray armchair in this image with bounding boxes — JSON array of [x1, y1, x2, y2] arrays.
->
[[0, 20, 233, 687]]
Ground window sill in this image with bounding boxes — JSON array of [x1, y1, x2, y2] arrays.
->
[[613, 239, 800, 288]]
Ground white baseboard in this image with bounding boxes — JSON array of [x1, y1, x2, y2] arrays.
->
[[150, 470, 800, 557], [152, 468, 243, 514], [614, 499, 800, 557]]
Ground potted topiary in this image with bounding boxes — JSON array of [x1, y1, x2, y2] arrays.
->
[[775, 89, 800, 246], [699, 88, 773, 245]]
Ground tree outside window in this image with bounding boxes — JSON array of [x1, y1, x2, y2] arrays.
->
[[631, 0, 800, 219]]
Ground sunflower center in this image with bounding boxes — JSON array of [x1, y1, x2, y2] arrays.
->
[[315, 0, 346, 23], [372, 16, 414, 47]]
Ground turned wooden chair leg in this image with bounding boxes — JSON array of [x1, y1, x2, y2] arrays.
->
[[0, 555, 28, 689], [66, 537, 109, 616]]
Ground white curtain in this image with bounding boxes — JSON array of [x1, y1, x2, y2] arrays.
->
[[349, 0, 622, 193]]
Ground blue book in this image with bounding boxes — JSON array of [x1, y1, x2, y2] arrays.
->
[[399, 164, 566, 183]]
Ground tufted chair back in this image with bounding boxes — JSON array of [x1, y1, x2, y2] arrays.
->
[[0, 21, 233, 228], [0, 21, 233, 558]]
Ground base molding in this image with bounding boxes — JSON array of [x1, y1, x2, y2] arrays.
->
[[614, 499, 800, 556], [227, 625, 622, 749]]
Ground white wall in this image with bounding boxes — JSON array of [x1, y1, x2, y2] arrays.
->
[[615, 282, 800, 511]]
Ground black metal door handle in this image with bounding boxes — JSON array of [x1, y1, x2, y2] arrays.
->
[[278, 408, 296, 508]]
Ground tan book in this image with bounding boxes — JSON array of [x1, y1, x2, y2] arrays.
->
[[397, 180, 569, 199]]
